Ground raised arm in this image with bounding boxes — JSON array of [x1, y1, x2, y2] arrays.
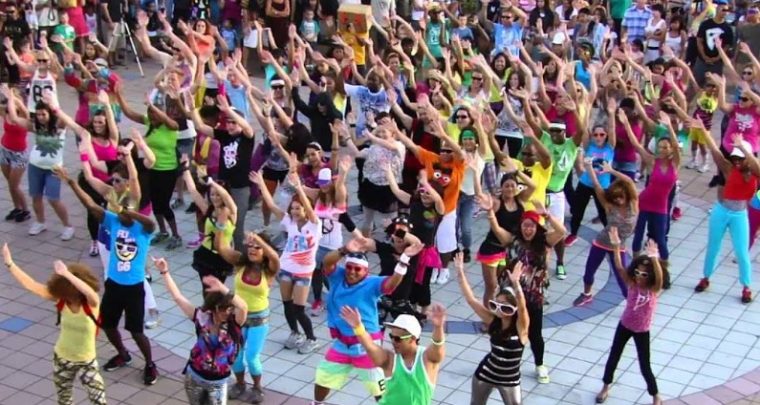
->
[[154, 257, 196, 319], [249, 170, 285, 219], [114, 87, 148, 125], [453, 253, 494, 323], [340, 306, 392, 368], [2, 244, 54, 300], [617, 110, 653, 166], [54, 261, 99, 307], [58, 167, 105, 222]]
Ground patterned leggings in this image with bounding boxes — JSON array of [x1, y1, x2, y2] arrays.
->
[[53, 353, 107, 405], [184, 373, 228, 405]]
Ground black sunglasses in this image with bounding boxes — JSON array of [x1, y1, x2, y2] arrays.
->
[[440, 149, 453, 154], [456, 115, 469, 120], [740, 97, 750, 102]]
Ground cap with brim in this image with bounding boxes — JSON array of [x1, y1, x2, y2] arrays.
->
[[552, 32, 566, 45], [271, 79, 286, 87], [730, 140, 753, 158], [460, 129, 477, 140], [548, 122, 567, 131], [384, 314, 422, 339], [316, 167, 332, 186]]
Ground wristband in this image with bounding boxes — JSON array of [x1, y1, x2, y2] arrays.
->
[[160, 270, 168, 275], [399, 253, 411, 267], [431, 338, 445, 346], [394, 262, 408, 276], [353, 324, 366, 336], [79, 153, 89, 162]]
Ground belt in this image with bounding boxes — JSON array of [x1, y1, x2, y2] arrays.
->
[[244, 316, 269, 327]]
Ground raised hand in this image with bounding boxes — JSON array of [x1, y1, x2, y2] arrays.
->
[[508, 262, 523, 285], [403, 240, 424, 257], [475, 193, 493, 211], [426, 303, 447, 328], [340, 306, 362, 328], [53, 260, 69, 277], [644, 239, 659, 258], [248, 170, 264, 185], [453, 252, 464, 274], [202, 275, 229, 293], [151, 256, 169, 273]]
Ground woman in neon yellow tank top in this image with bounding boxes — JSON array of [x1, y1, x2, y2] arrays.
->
[[340, 303, 448, 405], [215, 220, 280, 404], [3, 245, 107, 405]]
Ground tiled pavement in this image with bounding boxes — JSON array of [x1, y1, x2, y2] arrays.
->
[[2, 60, 760, 405]]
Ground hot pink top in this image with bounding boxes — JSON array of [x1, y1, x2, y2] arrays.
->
[[723, 106, 760, 154], [621, 284, 657, 333], [614, 120, 644, 164], [638, 159, 677, 214], [91, 140, 117, 181]]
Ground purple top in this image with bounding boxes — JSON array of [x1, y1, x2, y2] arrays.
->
[[614, 120, 644, 164], [620, 284, 657, 333], [638, 159, 677, 214]]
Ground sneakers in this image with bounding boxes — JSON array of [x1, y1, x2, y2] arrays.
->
[[556, 265, 566, 280], [430, 268, 440, 284], [14, 210, 30, 222], [28, 222, 47, 235], [742, 287, 753, 304], [5, 208, 21, 221], [60, 226, 75, 241], [535, 365, 550, 384], [186, 233, 203, 249], [694, 278, 710, 292], [150, 232, 170, 245], [564, 234, 578, 247], [228, 383, 246, 400], [573, 293, 593, 307], [462, 249, 471, 263], [166, 235, 183, 250], [145, 310, 160, 329], [298, 339, 319, 354], [89, 241, 100, 257], [697, 164, 710, 173], [285, 332, 306, 350], [250, 386, 264, 404], [143, 362, 158, 385], [436, 268, 450, 284], [685, 158, 698, 169], [310, 300, 325, 316], [103, 353, 132, 371], [671, 207, 682, 222]]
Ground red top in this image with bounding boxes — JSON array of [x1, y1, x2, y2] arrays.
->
[[724, 168, 759, 201], [1, 119, 27, 152]]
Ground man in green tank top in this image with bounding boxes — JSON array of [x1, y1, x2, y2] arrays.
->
[[339, 304, 447, 405]]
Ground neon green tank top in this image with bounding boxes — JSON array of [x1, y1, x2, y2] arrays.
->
[[234, 268, 269, 313], [379, 347, 434, 405]]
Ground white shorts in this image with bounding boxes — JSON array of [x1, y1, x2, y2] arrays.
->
[[547, 192, 566, 224], [435, 211, 458, 254]]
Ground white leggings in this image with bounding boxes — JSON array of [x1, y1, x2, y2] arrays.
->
[[470, 376, 521, 405], [98, 242, 157, 311]]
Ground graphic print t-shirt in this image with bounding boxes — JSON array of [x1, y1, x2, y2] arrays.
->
[[280, 216, 322, 276], [344, 84, 389, 136], [104, 211, 150, 285], [214, 129, 254, 188]]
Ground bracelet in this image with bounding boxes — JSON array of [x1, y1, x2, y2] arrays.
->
[[394, 262, 408, 276], [160, 270, 168, 275], [353, 324, 366, 336], [398, 253, 411, 267], [431, 338, 445, 346]]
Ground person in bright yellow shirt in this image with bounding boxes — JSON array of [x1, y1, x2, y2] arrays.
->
[[2, 245, 106, 405], [340, 24, 371, 71]]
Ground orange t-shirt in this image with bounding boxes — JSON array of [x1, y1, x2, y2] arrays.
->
[[417, 148, 465, 214]]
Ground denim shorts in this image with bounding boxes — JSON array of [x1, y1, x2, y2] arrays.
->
[[0, 146, 28, 169], [28, 164, 62, 200], [278, 269, 312, 287]]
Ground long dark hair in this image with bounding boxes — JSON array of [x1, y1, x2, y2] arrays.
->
[[87, 109, 114, 140], [34, 102, 58, 135], [236, 233, 276, 278]]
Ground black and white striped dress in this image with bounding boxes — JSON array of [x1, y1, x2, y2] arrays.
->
[[474, 317, 524, 387]]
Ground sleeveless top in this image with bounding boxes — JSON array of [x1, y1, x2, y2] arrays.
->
[[638, 159, 677, 214], [29, 127, 66, 169], [474, 317, 524, 387], [234, 267, 270, 314], [192, 214, 234, 275], [1, 119, 28, 152], [378, 347, 434, 405], [620, 284, 657, 333], [479, 200, 523, 256], [54, 303, 98, 362], [314, 201, 347, 250], [724, 168, 758, 203], [90, 139, 118, 181], [594, 205, 637, 251], [27, 69, 58, 112], [664, 32, 683, 56]]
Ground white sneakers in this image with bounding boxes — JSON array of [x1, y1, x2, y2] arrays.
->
[[429, 268, 450, 285], [60, 227, 75, 241], [28, 223, 75, 241], [536, 365, 551, 384]]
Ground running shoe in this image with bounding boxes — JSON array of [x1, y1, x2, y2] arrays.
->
[[228, 383, 246, 400], [742, 287, 753, 304], [564, 234, 578, 247], [310, 300, 325, 316], [143, 362, 158, 385], [573, 293, 593, 307], [60, 226, 75, 241], [250, 387, 264, 404], [697, 163, 710, 173], [14, 210, 30, 222], [671, 207, 682, 222], [145, 310, 160, 329], [535, 365, 550, 384], [462, 249, 471, 263], [166, 236, 183, 250], [285, 332, 305, 350], [5, 208, 20, 221], [150, 232, 170, 245], [694, 278, 710, 292], [429, 268, 440, 285], [685, 158, 698, 170], [103, 353, 132, 371], [298, 339, 320, 354], [186, 233, 203, 249], [89, 241, 100, 257], [555, 265, 567, 280], [29, 222, 46, 235], [436, 268, 450, 284]]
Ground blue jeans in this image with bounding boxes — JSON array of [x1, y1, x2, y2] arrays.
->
[[632, 211, 669, 259], [456, 192, 476, 250], [28, 164, 62, 200]]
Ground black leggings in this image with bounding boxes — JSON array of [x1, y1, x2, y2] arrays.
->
[[283, 300, 316, 340], [570, 183, 608, 235], [527, 301, 544, 366], [602, 322, 658, 396], [79, 174, 106, 241], [311, 267, 330, 301], [148, 169, 177, 222]]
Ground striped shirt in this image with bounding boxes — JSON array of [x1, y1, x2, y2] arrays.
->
[[474, 317, 525, 387], [622, 6, 652, 42]]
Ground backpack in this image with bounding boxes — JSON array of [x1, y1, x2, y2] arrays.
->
[[55, 299, 102, 336]]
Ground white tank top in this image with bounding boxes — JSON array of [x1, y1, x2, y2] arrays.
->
[[27, 69, 58, 113], [664, 32, 683, 57]]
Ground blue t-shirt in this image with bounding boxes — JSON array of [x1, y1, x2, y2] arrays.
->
[[221, 28, 237, 51], [579, 143, 615, 189], [223, 81, 252, 122], [104, 211, 151, 285], [344, 84, 389, 137], [493, 23, 523, 57], [326, 266, 385, 336]]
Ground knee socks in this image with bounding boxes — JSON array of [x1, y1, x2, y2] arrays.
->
[[283, 300, 299, 333], [293, 304, 315, 340]]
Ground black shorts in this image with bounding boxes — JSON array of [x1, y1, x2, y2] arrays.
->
[[262, 166, 288, 183], [101, 279, 145, 334]]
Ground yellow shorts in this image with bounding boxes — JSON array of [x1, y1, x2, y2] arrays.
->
[[689, 128, 708, 146]]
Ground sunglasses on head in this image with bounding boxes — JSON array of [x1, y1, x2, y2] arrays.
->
[[488, 300, 517, 315], [388, 332, 413, 343]]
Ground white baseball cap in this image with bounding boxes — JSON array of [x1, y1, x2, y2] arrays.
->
[[552, 32, 566, 45], [317, 167, 332, 186], [730, 140, 753, 158], [384, 314, 422, 339]]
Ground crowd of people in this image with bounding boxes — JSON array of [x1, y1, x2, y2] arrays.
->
[[1, 0, 760, 404]]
